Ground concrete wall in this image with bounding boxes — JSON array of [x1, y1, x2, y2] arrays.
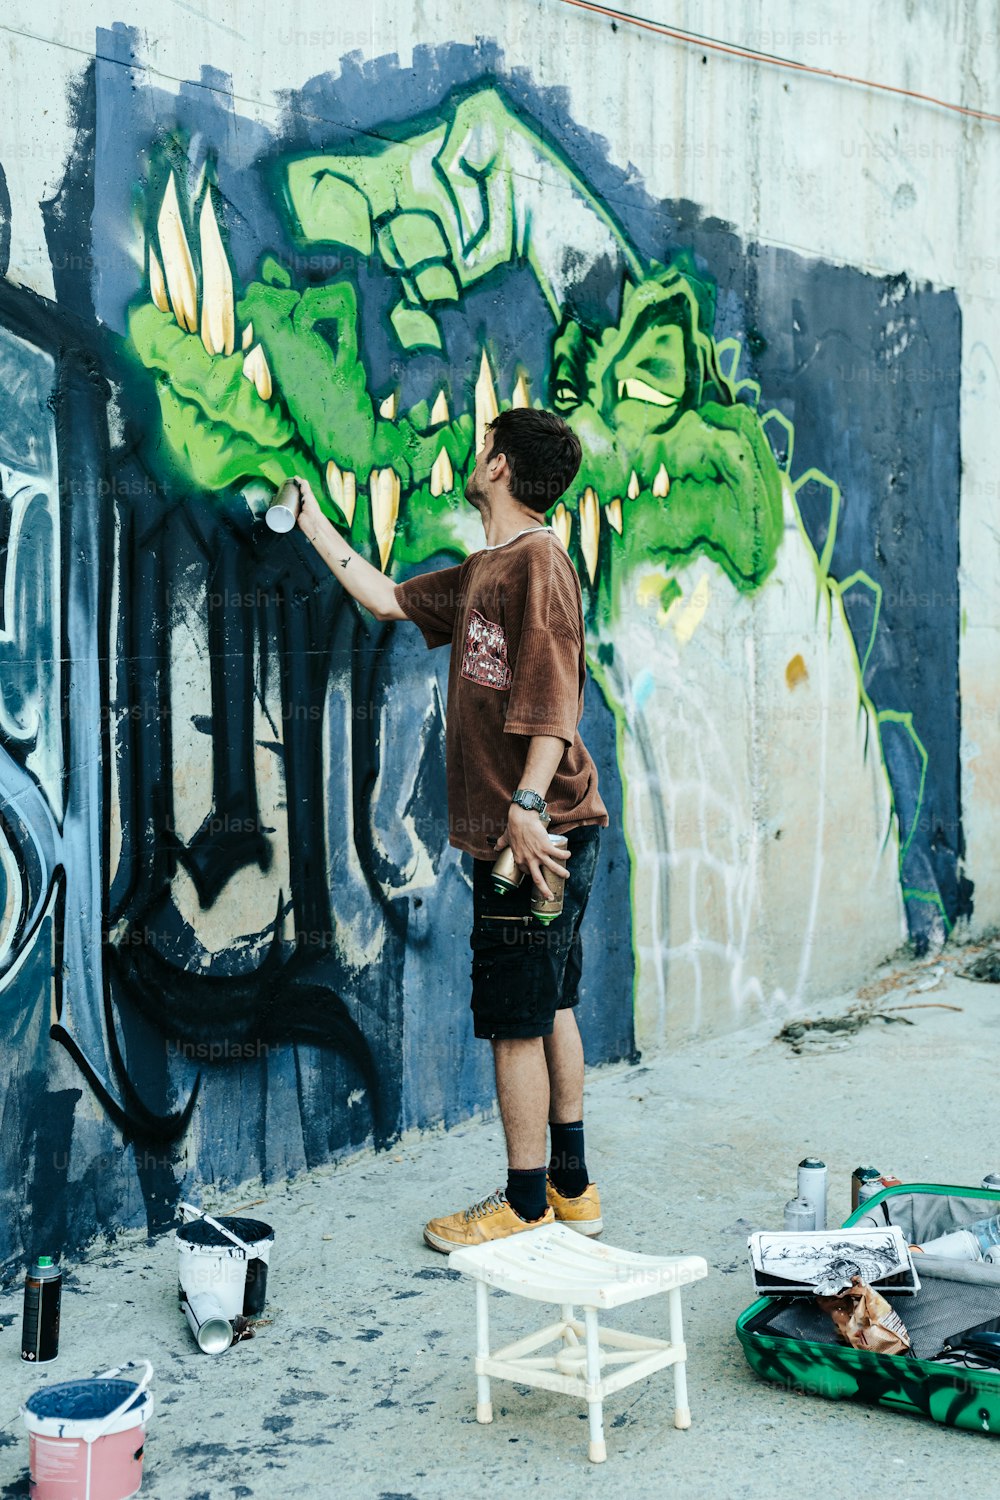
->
[[0, 0, 994, 1263]]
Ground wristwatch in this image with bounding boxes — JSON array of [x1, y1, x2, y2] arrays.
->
[[510, 787, 547, 817]]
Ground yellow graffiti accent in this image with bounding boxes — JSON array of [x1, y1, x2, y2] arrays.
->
[[635, 574, 663, 610], [785, 653, 808, 689], [670, 571, 710, 643]]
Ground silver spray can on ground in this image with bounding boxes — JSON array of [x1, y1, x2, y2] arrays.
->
[[265, 478, 302, 533], [797, 1158, 827, 1231], [982, 1173, 1000, 1193], [851, 1166, 882, 1210], [857, 1175, 885, 1206], [181, 1291, 234, 1355], [784, 1197, 816, 1232]]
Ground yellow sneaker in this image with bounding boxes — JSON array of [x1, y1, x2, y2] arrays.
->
[[546, 1178, 603, 1236], [423, 1189, 554, 1253]]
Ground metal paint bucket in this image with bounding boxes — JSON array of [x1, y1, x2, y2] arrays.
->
[[22, 1360, 153, 1500], [175, 1205, 274, 1327]]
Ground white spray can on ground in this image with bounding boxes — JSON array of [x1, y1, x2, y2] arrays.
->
[[797, 1158, 827, 1232]]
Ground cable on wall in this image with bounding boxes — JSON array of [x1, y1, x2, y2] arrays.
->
[[555, 0, 1000, 126]]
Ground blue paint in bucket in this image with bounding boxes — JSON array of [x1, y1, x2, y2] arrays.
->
[[26, 1378, 144, 1422]]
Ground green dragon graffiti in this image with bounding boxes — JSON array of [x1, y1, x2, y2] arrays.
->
[[125, 83, 936, 999], [127, 86, 783, 607]]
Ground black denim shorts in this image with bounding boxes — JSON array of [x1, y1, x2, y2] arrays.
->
[[469, 824, 602, 1041]]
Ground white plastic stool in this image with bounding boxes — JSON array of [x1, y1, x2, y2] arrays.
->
[[449, 1223, 708, 1463]]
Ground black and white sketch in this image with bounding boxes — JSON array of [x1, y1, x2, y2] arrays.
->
[[748, 1227, 920, 1297]]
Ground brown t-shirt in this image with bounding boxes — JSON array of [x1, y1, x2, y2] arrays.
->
[[394, 527, 609, 859]]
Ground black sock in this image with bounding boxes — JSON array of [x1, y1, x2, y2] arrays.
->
[[505, 1166, 548, 1222], [548, 1120, 589, 1198]]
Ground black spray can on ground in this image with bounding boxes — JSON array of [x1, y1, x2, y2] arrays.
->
[[21, 1256, 61, 1362]]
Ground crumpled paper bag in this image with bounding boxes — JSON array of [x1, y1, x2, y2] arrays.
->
[[816, 1275, 911, 1355]]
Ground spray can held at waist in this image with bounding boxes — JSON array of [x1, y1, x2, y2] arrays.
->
[[491, 817, 569, 924], [21, 1256, 61, 1363]]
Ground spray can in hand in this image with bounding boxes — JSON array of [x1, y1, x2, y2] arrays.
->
[[21, 1257, 61, 1363], [491, 817, 568, 923], [265, 478, 302, 533], [491, 809, 548, 894], [530, 835, 569, 925]]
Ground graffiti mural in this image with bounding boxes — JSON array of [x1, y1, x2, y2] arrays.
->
[[0, 28, 965, 1263]]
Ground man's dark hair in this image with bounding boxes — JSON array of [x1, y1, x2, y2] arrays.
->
[[486, 408, 582, 513]]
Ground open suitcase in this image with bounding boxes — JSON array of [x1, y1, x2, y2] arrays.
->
[[736, 1183, 1000, 1434]]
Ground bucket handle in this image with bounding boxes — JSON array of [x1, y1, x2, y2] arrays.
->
[[85, 1359, 154, 1443], [178, 1201, 255, 1255]]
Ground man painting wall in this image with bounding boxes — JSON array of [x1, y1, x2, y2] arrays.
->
[[295, 408, 609, 1248]]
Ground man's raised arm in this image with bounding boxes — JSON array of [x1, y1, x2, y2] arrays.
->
[[294, 477, 408, 621]]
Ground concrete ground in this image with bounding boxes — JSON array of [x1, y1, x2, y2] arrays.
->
[[1, 952, 998, 1499]]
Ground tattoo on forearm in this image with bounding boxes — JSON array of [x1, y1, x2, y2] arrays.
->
[[339, 556, 351, 570]]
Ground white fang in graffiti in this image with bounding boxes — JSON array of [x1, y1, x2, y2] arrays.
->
[[242, 344, 272, 402], [370, 468, 401, 570], [157, 172, 198, 335], [326, 460, 357, 526], [475, 349, 498, 455], [429, 445, 453, 497], [579, 486, 600, 582], [198, 191, 235, 357], [550, 501, 571, 549]]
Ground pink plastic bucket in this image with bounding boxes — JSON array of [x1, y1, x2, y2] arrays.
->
[[22, 1361, 153, 1500]]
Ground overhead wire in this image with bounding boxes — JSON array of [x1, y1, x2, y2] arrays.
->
[[555, 0, 1000, 126]]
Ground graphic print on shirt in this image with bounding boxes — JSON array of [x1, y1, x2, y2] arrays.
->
[[460, 608, 513, 690]]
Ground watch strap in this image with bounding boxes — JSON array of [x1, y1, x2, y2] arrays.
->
[[511, 788, 547, 815]]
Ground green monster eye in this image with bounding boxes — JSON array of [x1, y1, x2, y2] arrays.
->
[[554, 384, 579, 410]]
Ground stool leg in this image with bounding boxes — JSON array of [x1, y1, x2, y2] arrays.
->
[[475, 1280, 493, 1424], [561, 1303, 575, 1342], [668, 1286, 691, 1429], [584, 1306, 606, 1463]]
